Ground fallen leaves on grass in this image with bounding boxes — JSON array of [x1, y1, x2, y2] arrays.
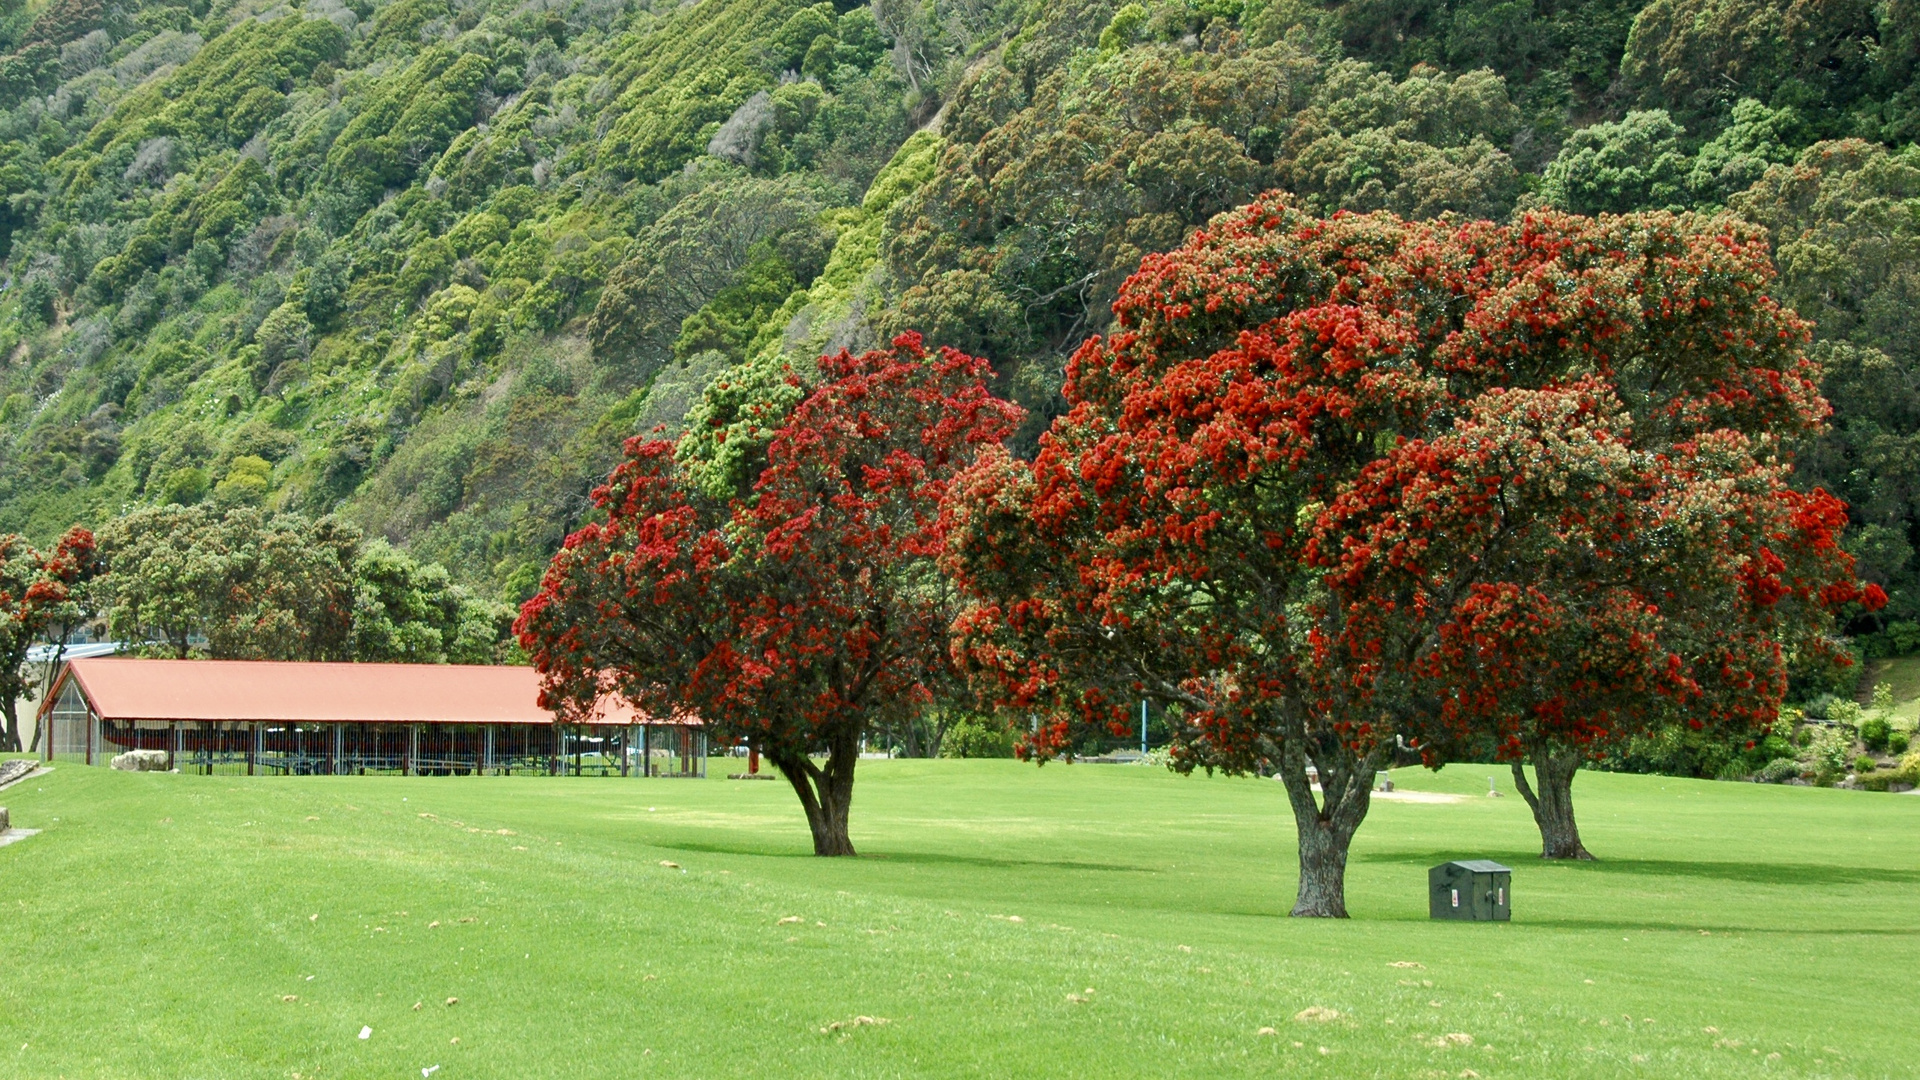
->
[[1257, 1027, 1277, 1036], [446, 997, 458, 1006], [777, 916, 803, 925], [1389, 961, 1424, 969], [428, 921, 440, 929], [1422, 1033, 1474, 1048], [820, 1016, 889, 1033], [281, 995, 297, 1003], [1294, 1007, 1341, 1023], [659, 860, 680, 869]]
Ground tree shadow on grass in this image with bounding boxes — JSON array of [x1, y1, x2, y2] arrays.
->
[[1358, 849, 1920, 887], [649, 837, 1144, 873]]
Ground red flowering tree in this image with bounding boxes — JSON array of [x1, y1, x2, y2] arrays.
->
[[0, 527, 101, 752], [1313, 389, 1877, 860], [943, 196, 1875, 914], [518, 335, 1021, 855]]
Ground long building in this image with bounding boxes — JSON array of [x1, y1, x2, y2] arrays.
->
[[38, 658, 704, 777]]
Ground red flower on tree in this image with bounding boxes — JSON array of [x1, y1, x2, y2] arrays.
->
[[943, 196, 1874, 914], [0, 526, 101, 752], [518, 335, 1021, 855]]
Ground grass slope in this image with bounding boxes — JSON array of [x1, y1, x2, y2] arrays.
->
[[1857, 657, 1920, 723], [1, 759, 1916, 1078]]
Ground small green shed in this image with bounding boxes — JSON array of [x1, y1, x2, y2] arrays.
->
[[1429, 860, 1511, 921]]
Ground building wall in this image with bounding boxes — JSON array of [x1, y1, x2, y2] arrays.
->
[[11, 695, 33, 752]]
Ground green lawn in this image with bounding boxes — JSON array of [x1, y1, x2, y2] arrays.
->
[[1, 758, 1916, 1078]]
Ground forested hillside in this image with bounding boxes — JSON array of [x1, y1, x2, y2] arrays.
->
[[1, 0, 1916, 652]]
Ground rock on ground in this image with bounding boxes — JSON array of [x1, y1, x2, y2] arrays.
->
[[109, 749, 169, 772]]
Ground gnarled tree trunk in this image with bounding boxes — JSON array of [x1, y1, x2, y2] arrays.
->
[[771, 729, 861, 856], [1275, 734, 1382, 917], [1512, 747, 1593, 860]]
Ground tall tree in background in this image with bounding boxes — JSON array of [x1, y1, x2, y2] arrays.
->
[[0, 527, 100, 751], [519, 335, 1020, 855], [94, 506, 508, 663], [945, 196, 1874, 913], [97, 505, 355, 660]]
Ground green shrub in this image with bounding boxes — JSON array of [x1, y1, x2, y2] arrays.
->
[[1807, 727, 1852, 784], [1853, 754, 1877, 774], [1853, 770, 1910, 793], [942, 717, 1016, 759], [1756, 757, 1801, 783], [1890, 732, 1911, 755], [158, 466, 210, 506], [1713, 758, 1751, 782], [1859, 716, 1891, 751]]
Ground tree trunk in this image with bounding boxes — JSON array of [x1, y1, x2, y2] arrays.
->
[[771, 730, 860, 857], [0, 698, 18, 753], [1274, 734, 1382, 917], [1512, 749, 1593, 860]]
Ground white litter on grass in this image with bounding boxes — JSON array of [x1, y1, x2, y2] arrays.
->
[[422, 1066, 440, 1077], [358, 1026, 372, 1040]]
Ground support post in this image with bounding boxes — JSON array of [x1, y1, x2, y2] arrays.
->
[[169, 722, 178, 771], [406, 724, 419, 776], [644, 725, 653, 778], [485, 726, 495, 776]]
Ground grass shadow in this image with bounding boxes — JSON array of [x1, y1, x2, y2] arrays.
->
[[1358, 849, 1920, 887], [650, 837, 1145, 873]]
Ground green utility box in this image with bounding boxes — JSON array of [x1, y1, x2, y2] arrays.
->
[[1429, 860, 1511, 921]]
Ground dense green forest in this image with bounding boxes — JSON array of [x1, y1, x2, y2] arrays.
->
[[0, 0, 1916, 652]]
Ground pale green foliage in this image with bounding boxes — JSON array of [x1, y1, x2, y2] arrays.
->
[[1804, 725, 1854, 784], [1688, 98, 1798, 202], [1539, 109, 1690, 214]]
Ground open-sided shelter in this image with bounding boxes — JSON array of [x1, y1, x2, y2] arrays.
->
[[38, 658, 705, 777]]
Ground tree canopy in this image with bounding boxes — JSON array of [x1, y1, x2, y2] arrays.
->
[[943, 196, 1875, 912], [518, 334, 1019, 854]]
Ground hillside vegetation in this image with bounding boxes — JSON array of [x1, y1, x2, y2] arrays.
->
[[0, 0, 1917, 625]]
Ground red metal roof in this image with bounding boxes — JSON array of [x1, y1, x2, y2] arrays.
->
[[46, 658, 694, 726]]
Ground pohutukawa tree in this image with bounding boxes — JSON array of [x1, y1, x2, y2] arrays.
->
[[942, 194, 1877, 915], [0, 527, 101, 752], [519, 335, 1021, 856]]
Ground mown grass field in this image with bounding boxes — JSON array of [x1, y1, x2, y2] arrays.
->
[[1, 757, 1916, 1078]]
